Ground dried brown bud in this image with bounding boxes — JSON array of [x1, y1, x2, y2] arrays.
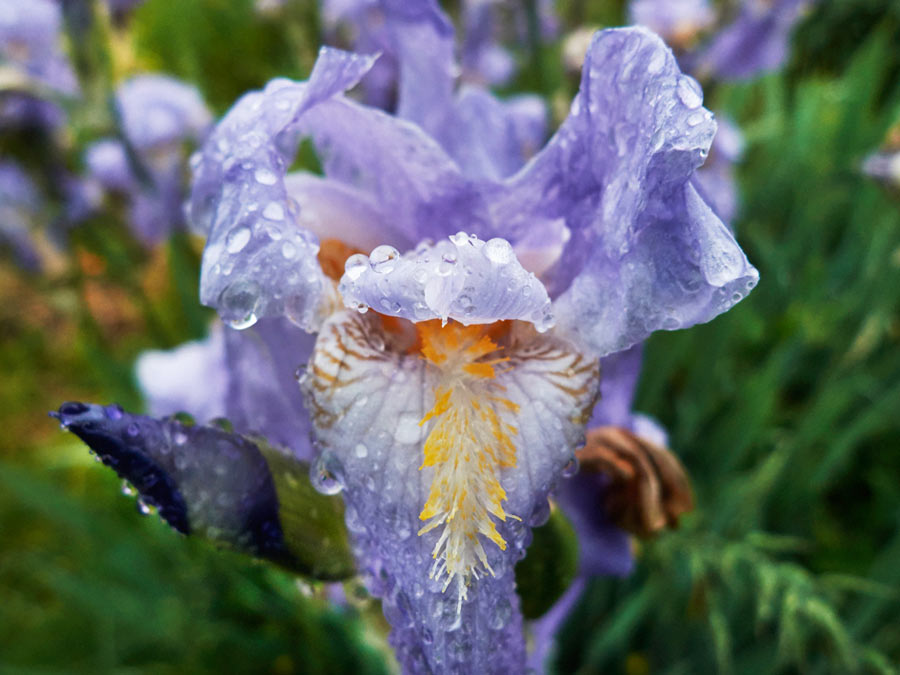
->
[[576, 426, 694, 538]]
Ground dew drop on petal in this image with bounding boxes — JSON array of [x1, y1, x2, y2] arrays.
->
[[311, 450, 345, 495], [121, 480, 136, 497], [395, 412, 423, 444], [369, 245, 399, 273], [226, 227, 251, 253], [254, 167, 277, 185], [528, 498, 551, 527], [562, 456, 579, 478], [263, 201, 285, 221], [281, 241, 296, 259], [483, 237, 513, 264], [344, 253, 369, 281], [676, 75, 703, 109]]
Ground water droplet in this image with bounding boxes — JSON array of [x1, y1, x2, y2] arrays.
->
[[647, 49, 666, 74], [413, 267, 428, 284], [219, 281, 260, 330], [343, 253, 369, 281], [449, 231, 470, 246], [369, 245, 399, 273], [126, 423, 139, 437], [354, 443, 368, 458], [489, 597, 512, 630], [105, 405, 123, 420], [562, 456, 579, 478], [483, 238, 513, 264], [173, 431, 187, 445], [136, 498, 151, 515], [121, 481, 136, 497], [281, 241, 296, 259], [263, 201, 285, 221], [311, 450, 345, 495], [676, 76, 703, 109], [396, 413, 423, 444], [663, 316, 681, 330], [226, 227, 251, 253], [254, 167, 277, 185], [529, 499, 551, 527]]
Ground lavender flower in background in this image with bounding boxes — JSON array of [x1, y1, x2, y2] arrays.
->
[[0, 0, 77, 131], [0, 0, 77, 95], [693, 0, 816, 81], [628, 0, 715, 51], [86, 75, 211, 245], [627, 0, 816, 83], [0, 160, 42, 270], [460, 0, 558, 86]]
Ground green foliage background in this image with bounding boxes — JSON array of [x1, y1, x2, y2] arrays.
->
[[0, 0, 898, 673]]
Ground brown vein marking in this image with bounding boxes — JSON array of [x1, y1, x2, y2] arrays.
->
[[577, 426, 694, 538]]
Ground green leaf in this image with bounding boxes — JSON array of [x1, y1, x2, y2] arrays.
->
[[515, 505, 579, 619]]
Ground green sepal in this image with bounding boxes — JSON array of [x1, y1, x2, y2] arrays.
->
[[255, 439, 356, 581], [516, 504, 580, 619]]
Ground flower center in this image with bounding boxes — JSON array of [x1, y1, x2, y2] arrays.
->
[[415, 321, 521, 598]]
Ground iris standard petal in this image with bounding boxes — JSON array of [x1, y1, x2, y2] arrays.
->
[[136, 319, 316, 460], [297, 95, 491, 247], [495, 27, 757, 357], [301, 311, 600, 673], [223, 318, 317, 460], [437, 87, 547, 181], [189, 48, 378, 330], [338, 233, 554, 329]]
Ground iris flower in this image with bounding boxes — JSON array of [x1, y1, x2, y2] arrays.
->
[[56, 16, 758, 674], [194, 21, 758, 669]]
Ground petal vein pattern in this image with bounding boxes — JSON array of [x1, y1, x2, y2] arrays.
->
[[301, 311, 599, 673]]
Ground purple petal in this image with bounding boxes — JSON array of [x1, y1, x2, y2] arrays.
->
[[556, 473, 634, 577], [526, 577, 586, 672], [436, 87, 548, 181], [862, 150, 900, 189], [495, 27, 757, 357], [116, 75, 211, 151], [0, 0, 77, 95], [302, 310, 601, 673], [298, 96, 490, 248], [136, 326, 229, 423], [588, 344, 644, 429], [629, 0, 715, 45], [693, 0, 814, 81], [85, 140, 135, 193], [136, 319, 315, 460], [223, 318, 316, 460], [338, 233, 553, 328], [189, 48, 379, 330], [0, 160, 42, 270]]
